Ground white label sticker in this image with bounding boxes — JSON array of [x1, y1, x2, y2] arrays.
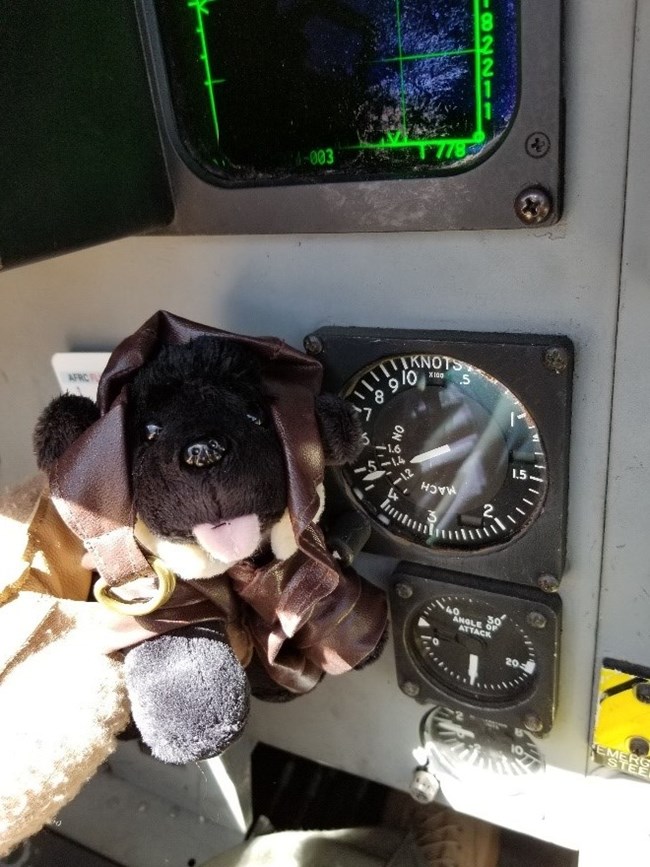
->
[[51, 352, 111, 400]]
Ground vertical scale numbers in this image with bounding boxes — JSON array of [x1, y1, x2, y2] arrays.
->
[[480, 0, 496, 124]]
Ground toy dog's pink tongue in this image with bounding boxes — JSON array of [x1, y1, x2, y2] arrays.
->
[[193, 515, 261, 563]]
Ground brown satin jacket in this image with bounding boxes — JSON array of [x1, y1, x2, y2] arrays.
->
[[47, 311, 388, 694]]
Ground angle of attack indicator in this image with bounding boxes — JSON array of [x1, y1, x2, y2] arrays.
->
[[342, 353, 548, 552], [410, 595, 537, 702], [390, 562, 562, 732], [154, 0, 518, 181]]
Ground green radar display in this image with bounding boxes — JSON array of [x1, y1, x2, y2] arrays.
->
[[153, 0, 519, 185]]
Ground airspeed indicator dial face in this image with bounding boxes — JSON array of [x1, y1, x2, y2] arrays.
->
[[409, 594, 537, 703], [342, 353, 548, 551]]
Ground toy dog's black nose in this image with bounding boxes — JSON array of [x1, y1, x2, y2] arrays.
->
[[182, 438, 226, 468]]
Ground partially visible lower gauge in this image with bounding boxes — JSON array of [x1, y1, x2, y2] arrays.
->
[[409, 593, 537, 703], [420, 705, 545, 792], [342, 353, 548, 551]]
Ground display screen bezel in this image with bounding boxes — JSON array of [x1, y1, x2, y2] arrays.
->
[[136, 0, 562, 232]]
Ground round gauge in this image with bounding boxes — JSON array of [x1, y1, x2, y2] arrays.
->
[[421, 705, 544, 789], [408, 594, 537, 703], [342, 353, 548, 551]]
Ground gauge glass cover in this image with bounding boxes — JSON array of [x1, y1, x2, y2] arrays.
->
[[409, 594, 537, 703], [342, 353, 548, 551], [153, 0, 518, 184]]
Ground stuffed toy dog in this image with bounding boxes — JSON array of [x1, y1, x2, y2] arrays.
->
[[32, 311, 388, 766]]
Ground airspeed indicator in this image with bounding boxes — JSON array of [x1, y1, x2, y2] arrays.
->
[[342, 353, 548, 552]]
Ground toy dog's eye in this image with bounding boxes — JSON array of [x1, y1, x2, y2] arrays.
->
[[246, 406, 265, 426], [145, 423, 162, 441]]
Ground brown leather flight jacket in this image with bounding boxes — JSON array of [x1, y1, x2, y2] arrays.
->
[[46, 311, 388, 694]]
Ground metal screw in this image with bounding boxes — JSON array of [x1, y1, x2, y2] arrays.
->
[[537, 574, 561, 593], [635, 683, 650, 704], [544, 346, 569, 374], [527, 611, 548, 630], [303, 334, 324, 356], [514, 188, 553, 225], [629, 737, 650, 757], [525, 132, 551, 159], [523, 713, 544, 734], [401, 681, 420, 698], [395, 582, 413, 599]]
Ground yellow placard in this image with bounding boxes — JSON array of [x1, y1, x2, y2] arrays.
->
[[592, 663, 650, 779]]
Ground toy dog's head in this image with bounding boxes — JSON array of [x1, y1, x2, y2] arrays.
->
[[127, 336, 287, 573], [34, 334, 361, 579]]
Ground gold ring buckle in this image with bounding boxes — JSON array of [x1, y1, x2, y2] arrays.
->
[[93, 558, 177, 616]]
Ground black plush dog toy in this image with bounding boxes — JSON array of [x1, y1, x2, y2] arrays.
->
[[34, 312, 387, 764]]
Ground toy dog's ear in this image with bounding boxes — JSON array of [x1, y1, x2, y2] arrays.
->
[[315, 394, 364, 466], [33, 394, 100, 472]]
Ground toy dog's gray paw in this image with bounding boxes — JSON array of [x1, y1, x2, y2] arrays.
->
[[124, 625, 250, 764]]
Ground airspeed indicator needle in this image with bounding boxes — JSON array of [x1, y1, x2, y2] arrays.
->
[[410, 444, 452, 464]]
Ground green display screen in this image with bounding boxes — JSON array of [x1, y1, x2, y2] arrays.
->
[[154, 0, 519, 185]]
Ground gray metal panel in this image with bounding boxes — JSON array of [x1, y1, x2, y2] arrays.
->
[[586, 8, 650, 864], [596, 1, 650, 683]]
